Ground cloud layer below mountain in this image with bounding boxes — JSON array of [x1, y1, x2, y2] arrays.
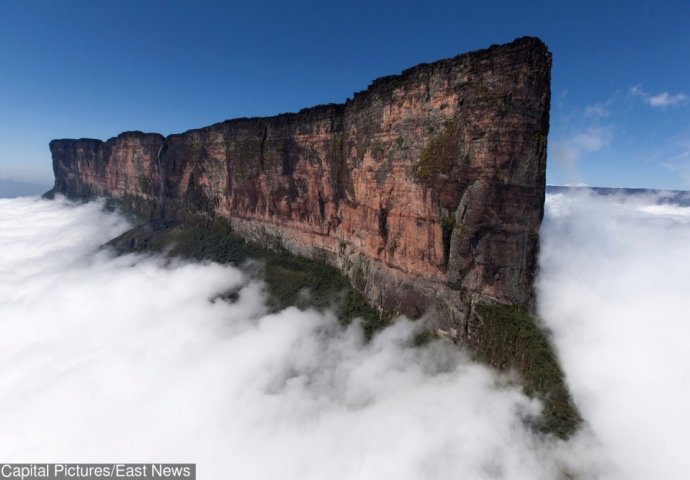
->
[[539, 190, 690, 480], [1, 191, 689, 478]]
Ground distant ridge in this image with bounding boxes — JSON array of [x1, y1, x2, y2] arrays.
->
[[547, 185, 690, 205]]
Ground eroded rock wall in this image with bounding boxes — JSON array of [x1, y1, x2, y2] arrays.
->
[[49, 37, 551, 336]]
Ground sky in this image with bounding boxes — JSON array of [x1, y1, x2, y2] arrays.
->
[[0, 0, 688, 189]]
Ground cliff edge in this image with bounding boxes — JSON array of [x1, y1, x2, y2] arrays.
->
[[49, 37, 578, 435]]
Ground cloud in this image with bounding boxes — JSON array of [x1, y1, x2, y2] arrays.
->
[[584, 103, 610, 118], [0, 197, 600, 478], [630, 84, 688, 108], [538, 190, 690, 480], [648, 92, 688, 108], [551, 126, 612, 182], [571, 127, 612, 151], [3, 192, 690, 478]]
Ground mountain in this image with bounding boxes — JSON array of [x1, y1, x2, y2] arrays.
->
[[47, 37, 579, 436]]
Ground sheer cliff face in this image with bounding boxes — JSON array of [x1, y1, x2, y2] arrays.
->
[[50, 37, 551, 333]]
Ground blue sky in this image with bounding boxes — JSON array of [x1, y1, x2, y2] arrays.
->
[[0, 0, 688, 189]]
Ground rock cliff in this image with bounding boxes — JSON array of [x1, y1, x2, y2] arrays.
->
[[49, 37, 575, 434], [50, 36, 548, 326], [49, 37, 580, 436]]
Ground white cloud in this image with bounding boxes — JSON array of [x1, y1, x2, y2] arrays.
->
[[584, 103, 610, 118], [563, 182, 590, 187], [0, 197, 599, 479], [629, 84, 644, 97], [571, 127, 612, 151], [538, 190, 690, 480], [630, 84, 688, 108], [648, 92, 688, 108], [552, 127, 612, 183], [4, 192, 690, 478]]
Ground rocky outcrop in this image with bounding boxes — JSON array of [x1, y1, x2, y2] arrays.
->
[[49, 37, 579, 436], [49, 36, 550, 340]]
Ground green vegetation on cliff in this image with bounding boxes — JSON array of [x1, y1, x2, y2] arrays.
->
[[473, 303, 581, 438], [412, 119, 465, 189]]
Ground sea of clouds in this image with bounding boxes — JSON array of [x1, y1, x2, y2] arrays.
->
[[539, 190, 690, 479], [0, 191, 688, 479]]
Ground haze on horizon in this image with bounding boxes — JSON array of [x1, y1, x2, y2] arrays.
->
[[1, 0, 689, 190]]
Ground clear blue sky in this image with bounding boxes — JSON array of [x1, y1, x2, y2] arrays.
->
[[1, 0, 688, 189]]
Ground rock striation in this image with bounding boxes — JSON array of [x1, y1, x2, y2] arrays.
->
[[50, 36, 549, 331]]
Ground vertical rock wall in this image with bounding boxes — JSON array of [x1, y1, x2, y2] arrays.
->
[[49, 37, 551, 336]]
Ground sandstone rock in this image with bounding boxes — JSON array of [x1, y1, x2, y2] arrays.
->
[[49, 37, 550, 336], [49, 37, 582, 437]]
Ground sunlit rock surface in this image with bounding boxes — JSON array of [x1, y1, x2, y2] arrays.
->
[[49, 37, 550, 331]]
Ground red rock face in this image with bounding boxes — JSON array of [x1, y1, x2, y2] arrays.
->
[[49, 37, 551, 333]]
